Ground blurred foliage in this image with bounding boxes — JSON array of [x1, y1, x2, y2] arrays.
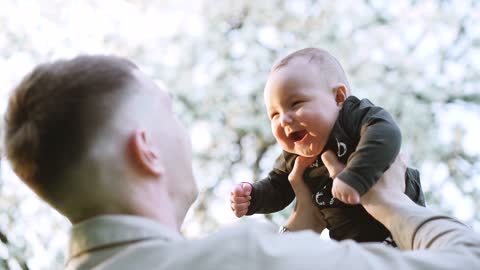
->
[[0, 0, 479, 269]]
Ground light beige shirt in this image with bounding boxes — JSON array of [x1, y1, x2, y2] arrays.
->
[[66, 208, 480, 270]]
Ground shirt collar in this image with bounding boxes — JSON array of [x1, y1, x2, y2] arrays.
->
[[68, 215, 183, 260]]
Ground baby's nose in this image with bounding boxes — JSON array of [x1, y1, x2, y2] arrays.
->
[[280, 113, 293, 126]]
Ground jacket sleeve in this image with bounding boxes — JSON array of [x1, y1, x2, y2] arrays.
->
[[247, 152, 295, 215], [242, 208, 480, 270], [336, 97, 402, 195]]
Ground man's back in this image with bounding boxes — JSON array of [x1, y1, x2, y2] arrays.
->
[[66, 213, 480, 270]]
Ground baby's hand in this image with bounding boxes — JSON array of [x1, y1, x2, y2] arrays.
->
[[321, 150, 359, 204], [332, 178, 360, 205], [230, 183, 252, 217]]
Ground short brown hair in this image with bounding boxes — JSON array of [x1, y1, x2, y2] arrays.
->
[[272, 47, 350, 89], [4, 55, 137, 199]]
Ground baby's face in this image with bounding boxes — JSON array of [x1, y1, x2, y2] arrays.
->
[[264, 60, 341, 157]]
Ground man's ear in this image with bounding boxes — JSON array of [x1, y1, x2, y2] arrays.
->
[[128, 130, 164, 177], [333, 84, 348, 106]]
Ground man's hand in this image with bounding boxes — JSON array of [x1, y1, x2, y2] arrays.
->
[[360, 155, 411, 230], [360, 154, 407, 206], [321, 150, 410, 229], [230, 183, 252, 217], [320, 151, 345, 178], [284, 156, 326, 233]]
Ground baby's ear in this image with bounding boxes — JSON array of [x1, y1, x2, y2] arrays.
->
[[333, 84, 348, 105]]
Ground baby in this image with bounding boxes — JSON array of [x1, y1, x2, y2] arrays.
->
[[230, 48, 425, 243]]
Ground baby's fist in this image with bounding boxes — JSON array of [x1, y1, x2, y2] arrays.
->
[[230, 183, 252, 217], [332, 178, 360, 205]]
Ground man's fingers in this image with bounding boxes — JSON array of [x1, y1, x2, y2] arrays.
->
[[284, 156, 327, 233], [379, 154, 407, 191], [295, 155, 317, 169], [289, 156, 317, 182], [288, 156, 317, 204], [360, 154, 407, 205], [321, 151, 345, 178], [333, 190, 343, 202], [332, 188, 338, 199], [394, 153, 406, 167]]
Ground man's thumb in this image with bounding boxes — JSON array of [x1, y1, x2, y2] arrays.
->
[[321, 150, 345, 178], [289, 156, 316, 182]]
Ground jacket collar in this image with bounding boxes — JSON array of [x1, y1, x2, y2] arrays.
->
[[68, 215, 182, 260]]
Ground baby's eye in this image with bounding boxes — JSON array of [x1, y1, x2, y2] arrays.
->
[[270, 112, 279, 119], [292, 101, 303, 107]]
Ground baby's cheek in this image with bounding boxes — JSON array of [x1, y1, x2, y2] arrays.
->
[[273, 130, 286, 143], [271, 126, 282, 139]]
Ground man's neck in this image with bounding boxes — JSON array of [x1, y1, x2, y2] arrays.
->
[[128, 192, 181, 233]]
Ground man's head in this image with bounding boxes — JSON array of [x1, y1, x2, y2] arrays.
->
[[4, 55, 197, 227], [264, 48, 351, 157]]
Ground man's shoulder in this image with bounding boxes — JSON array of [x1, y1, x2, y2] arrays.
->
[[185, 221, 278, 254], [208, 220, 277, 240], [71, 221, 275, 270]]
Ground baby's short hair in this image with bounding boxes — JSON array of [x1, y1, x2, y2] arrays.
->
[[272, 47, 350, 90]]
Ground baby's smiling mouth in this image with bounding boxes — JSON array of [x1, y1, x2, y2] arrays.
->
[[288, 130, 308, 142]]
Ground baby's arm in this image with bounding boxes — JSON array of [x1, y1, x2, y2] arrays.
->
[[334, 97, 402, 203], [230, 152, 295, 217], [230, 171, 295, 217]]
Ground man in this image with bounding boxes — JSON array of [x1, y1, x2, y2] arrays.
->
[[4, 55, 480, 269]]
